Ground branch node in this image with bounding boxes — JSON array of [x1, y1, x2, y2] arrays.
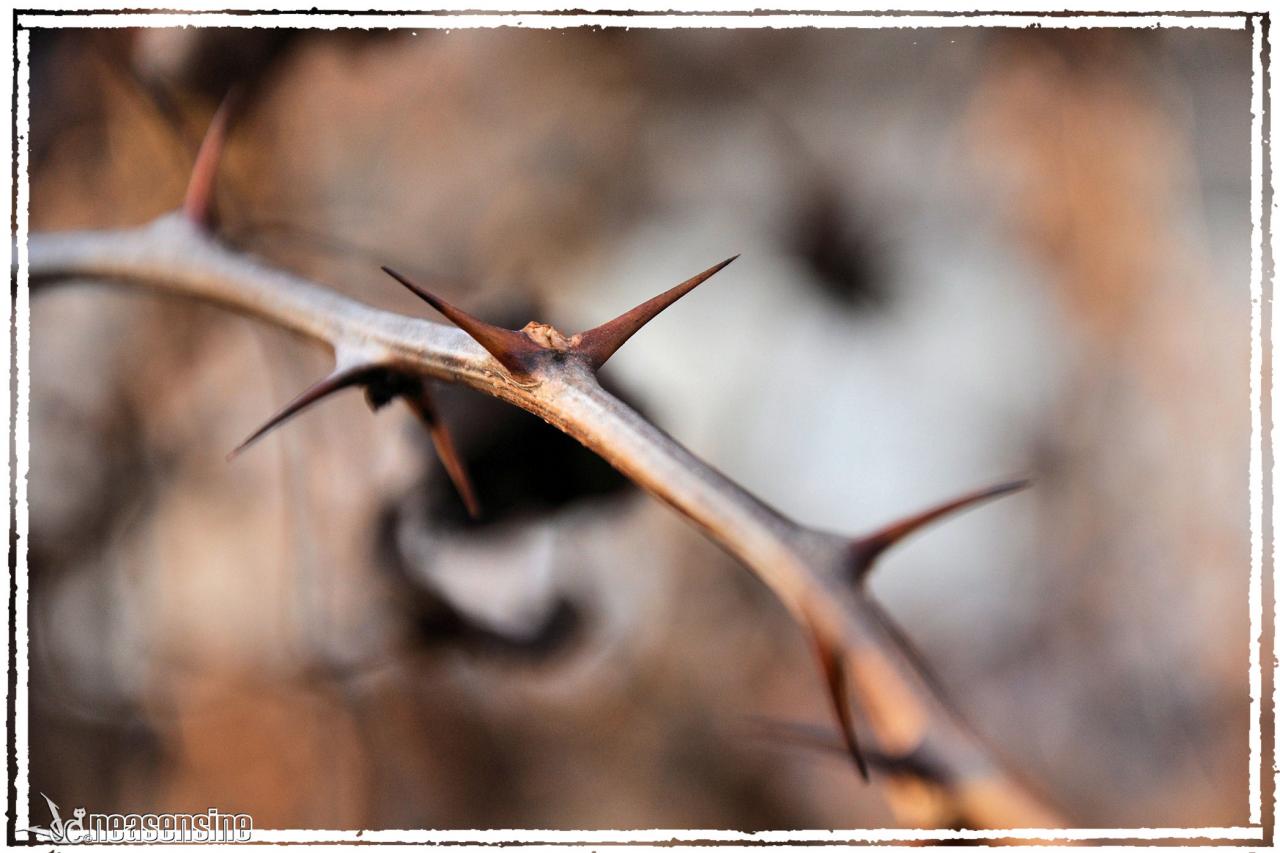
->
[[384, 256, 736, 377]]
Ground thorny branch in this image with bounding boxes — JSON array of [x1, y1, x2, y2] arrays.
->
[[23, 110, 1063, 832]]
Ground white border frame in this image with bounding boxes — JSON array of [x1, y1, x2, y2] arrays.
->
[[12, 23, 31, 852], [8, 6, 1271, 847]]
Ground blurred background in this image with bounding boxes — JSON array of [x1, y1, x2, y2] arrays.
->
[[26, 22, 1257, 831]]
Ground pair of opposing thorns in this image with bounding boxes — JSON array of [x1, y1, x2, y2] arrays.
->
[[190, 97, 1026, 781], [228, 254, 736, 517]]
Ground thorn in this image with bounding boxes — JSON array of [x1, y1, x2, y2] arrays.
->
[[381, 266, 542, 376], [399, 381, 482, 520], [228, 360, 482, 519], [807, 619, 869, 781], [849, 479, 1031, 582], [746, 717, 948, 783], [746, 716, 849, 757], [228, 364, 377, 459], [182, 89, 239, 229], [573, 255, 738, 370]]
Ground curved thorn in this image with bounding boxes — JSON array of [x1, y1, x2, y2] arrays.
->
[[850, 479, 1032, 581], [182, 90, 239, 229], [381, 266, 540, 376], [807, 619, 869, 781], [573, 255, 738, 371], [228, 364, 378, 459], [400, 383, 482, 520]]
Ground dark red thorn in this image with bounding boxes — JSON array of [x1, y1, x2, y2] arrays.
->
[[182, 90, 238, 229], [400, 384, 482, 521], [807, 621, 870, 781], [573, 255, 738, 371], [228, 364, 378, 460], [381, 267, 542, 377], [849, 479, 1032, 582]]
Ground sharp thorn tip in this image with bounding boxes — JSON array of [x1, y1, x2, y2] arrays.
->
[[574, 256, 735, 370], [850, 478, 1031, 581], [232, 365, 374, 457], [181, 91, 238, 229], [398, 381, 483, 519], [807, 618, 869, 783]]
